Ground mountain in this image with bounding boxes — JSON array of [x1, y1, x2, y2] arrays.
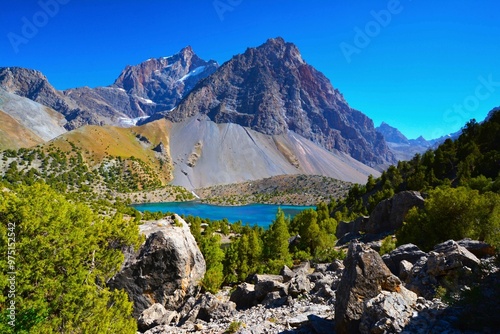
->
[[0, 47, 218, 129], [0, 39, 392, 185], [375, 122, 429, 161], [377, 120, 469, 162], [0, 67, 129, 129], [166, 37, 395, 167], [0, 88, 67, 150], [376, 122, 410, 145], [166, 115, 378, 189], [112, 46, 218, 112]]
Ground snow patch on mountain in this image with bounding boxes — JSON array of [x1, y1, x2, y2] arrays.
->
[[178, 66, 207, 82], [119, 115, 150, 127]]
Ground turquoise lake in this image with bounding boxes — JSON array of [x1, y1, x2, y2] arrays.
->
[[132, 202, 315, 228]]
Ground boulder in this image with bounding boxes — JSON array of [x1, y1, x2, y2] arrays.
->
[[229, 283, 257, 310], [292, 261, 311, 275], [405, 240, 482, 299], [359, 288, 417, 334], [252, 274, 284, 284], [457, 238, 496, 258], [307, 271, 324, 282], [280, 265, 295, 282], [365, 191, 424, 235], [261, 291, 288, 308], [336, 216, 368, 239], [107, 215, 206, 317], [335, 242, 416, 334], [382, 243, 427, 276], [137, 303, 178, 332], [399, 260, 413, 281], [288, 273, 311, 297], [311, 276, 336, 302], [429, 240, 481, 275], [184, 293, 236, 323], [252, 274, 288, 303]]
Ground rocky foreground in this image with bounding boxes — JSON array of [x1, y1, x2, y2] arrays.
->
[[108, 215, 499, 334]]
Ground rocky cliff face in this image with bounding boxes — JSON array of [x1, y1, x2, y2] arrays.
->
[[0, 47, 217, 130], [113, 46, 218, 112], [168, 37, 395, 167], [107, 215, 206, 318], [0, 67, 128, 129]]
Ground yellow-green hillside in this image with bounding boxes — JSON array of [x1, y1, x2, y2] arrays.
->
[[43, 119, 173, 185]]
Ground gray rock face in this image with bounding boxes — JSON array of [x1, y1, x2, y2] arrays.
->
[[229, 283, 257, 310], [405, 240, 481, 299], [365, 191, 425, 234], [137, 303, 178, 332], [167, 37, 395, 167], [252, 274, 288, 304], [107, 215, 205, 318], [0, 46, 217, 129], [456, 238, 496, 258], [426, 240, 481, 279], [360, 289, 417, 334], [179, 292, 236, 324], [335, 242, 416, 334], [382, 243, 427, 276], [0, 88, 67, 144], [335, 191, 425, 242], [112, 46, 218, 112]]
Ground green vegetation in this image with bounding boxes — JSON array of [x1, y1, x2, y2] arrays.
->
[[397, 186, 500, 251], [0, 144, 194, 206], [263, 209, 293, 272], [330, 111, 500, 251], [225, 321, 243, 334], [187, 203, 343, 292], [0, 183, 142, 333], [379, 235, 397, 255]]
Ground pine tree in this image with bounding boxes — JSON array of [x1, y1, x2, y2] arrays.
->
[[0, 183, 140, 333], [264, 209, 292, 272]]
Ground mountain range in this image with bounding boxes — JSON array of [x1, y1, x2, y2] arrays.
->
[[0, 37, 483, 189], [376, 122, 462, 161]]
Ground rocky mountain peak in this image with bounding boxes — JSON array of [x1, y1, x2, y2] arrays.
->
[[179, 45, 194, 58], [112, 46, 218, 110], [376, 122, 410, 145], [0, 67, 54, 100], [168, 38, 395, 167]]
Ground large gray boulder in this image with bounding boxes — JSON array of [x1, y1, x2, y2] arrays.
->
[[107, 215, 206, 317], [335, 242, 417, 334], [405, 240, 481, 299], [180, 292, 236, 324], [137, 303, 178, 332], [457, 238, 496, 258], [229, 283, 257, 310], [429, 240, 481, 276], [364, 191, 425, 234]]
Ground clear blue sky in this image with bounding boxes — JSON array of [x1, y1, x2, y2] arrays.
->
[[1, 0, 499, 139]]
